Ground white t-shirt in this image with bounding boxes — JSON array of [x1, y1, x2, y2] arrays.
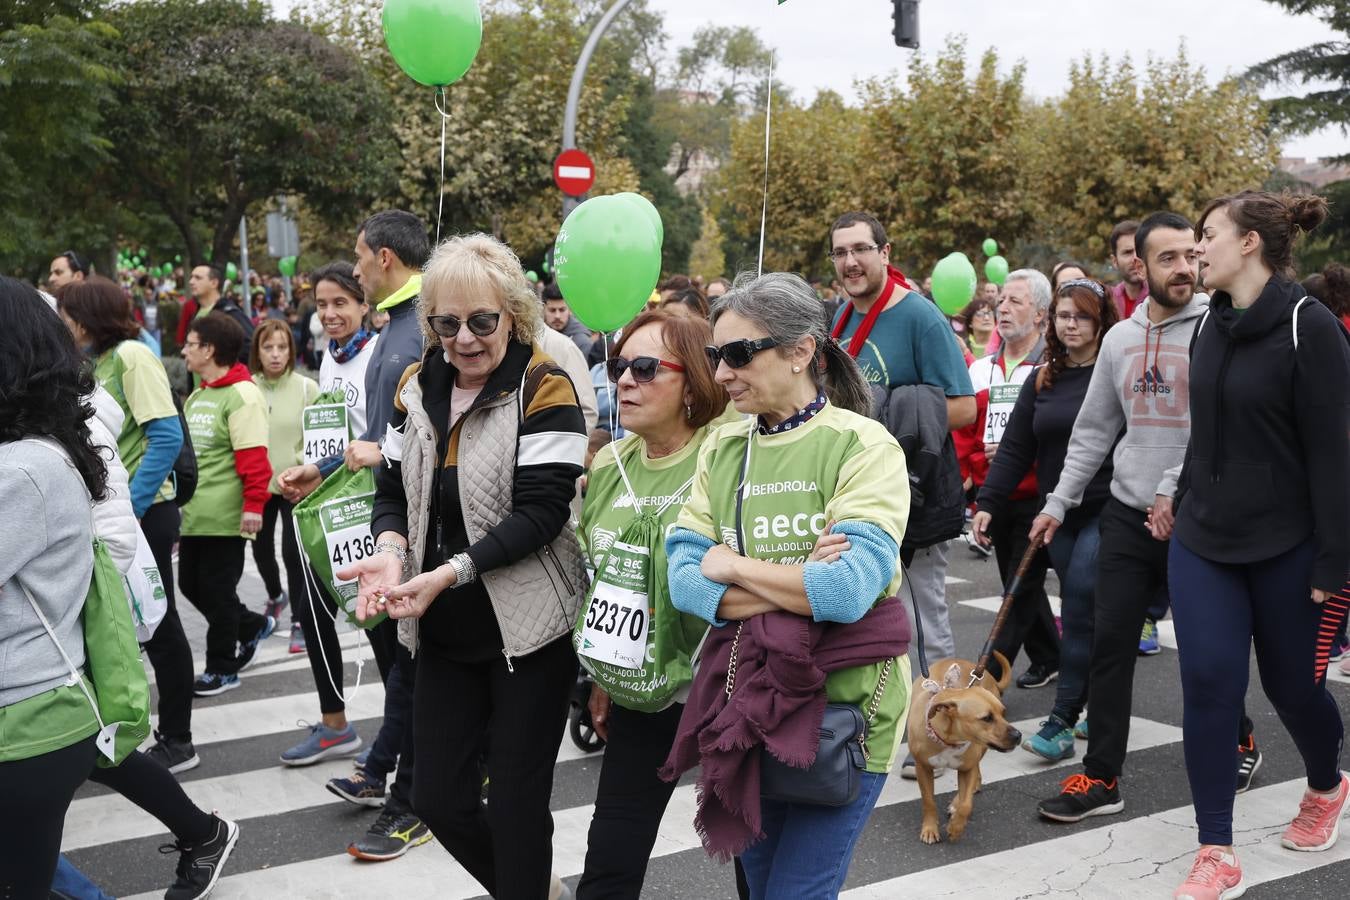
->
[[317, 333, 379, 440]]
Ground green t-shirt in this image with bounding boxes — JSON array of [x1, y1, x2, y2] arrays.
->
[[254, 371, 320, 495], [579, 428, 713, 709], [181, 378, 270, 536], [676, 404, 913, 773], [94, 341, 178, 505]]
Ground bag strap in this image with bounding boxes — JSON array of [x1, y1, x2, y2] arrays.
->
[[732, 419, 756, 555], [16, 576, 105, 731], [1293, 295, 1311, 352]]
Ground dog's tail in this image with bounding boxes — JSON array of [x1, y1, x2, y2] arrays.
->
[[992, 650, 1013, 692]]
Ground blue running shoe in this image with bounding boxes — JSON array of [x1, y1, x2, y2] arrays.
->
[[238, 615, 277, 670], [1024, 718, 1075, 761], [327, 768, 386, 807], [192, 672, 240, 698], [1139, 619, 1161, 656], [1073, 719, 1089, 740], [281, 722, 362, 767]]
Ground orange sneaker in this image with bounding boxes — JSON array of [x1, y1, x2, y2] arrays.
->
[[1174, 847, 1244, 900], [1281, 772, 1350, 852]]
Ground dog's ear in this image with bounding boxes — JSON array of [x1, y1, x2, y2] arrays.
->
[[942, 663, 963, 690], [928, 700, 958, 721]]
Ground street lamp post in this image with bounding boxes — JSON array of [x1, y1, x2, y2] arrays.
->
[[561, 0, 634, 219]]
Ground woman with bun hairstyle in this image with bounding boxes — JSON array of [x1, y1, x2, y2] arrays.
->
[[1168, 191, 1350, 899]]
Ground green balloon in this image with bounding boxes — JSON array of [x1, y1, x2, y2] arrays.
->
[[985, 255, 1009, 286], [931, 252, 978, 316], [382, 0, 483, 87], [138, 247, 147, 258], [613, 192, 663, 246], [225, 262, 239, 282], [982, 238, 998, 257], [541, 256, 552, 276], [174, 254, 182, 263], [279, 255, 297, 277], [161, 263, 173, 276], [554, 195, 661, 332], [204, 249, 213, 261], [525, 270, 539, 283]]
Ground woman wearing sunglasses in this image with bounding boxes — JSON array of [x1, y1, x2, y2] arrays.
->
[[574, 309, 727, 899], [663, 273, 912, 899], [341, 233, 587, 900]]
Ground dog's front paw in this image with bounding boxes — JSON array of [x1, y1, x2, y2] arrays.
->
[[947, 819, 967, 842], [919, 821, 942, 844]]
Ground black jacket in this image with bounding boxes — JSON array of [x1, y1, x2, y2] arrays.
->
[[870, 383, 964, 549], [1176, 276, 1350, 590]]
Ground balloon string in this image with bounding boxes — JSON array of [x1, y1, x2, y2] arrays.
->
[[434, 86, 450, 245], [756, 51, 775, 279]]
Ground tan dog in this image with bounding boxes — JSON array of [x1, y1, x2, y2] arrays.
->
[[905, 651, 1021, 844]]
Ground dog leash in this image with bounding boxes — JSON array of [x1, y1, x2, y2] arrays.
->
[[968, 539, 1042, 686]]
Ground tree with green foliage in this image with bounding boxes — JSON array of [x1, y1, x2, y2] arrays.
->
[[102, 0, 398, 266], [1247, 0, 1350, 161]]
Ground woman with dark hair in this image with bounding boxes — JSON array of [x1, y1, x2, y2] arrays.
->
[[0, 277, 114, 893], [249, 320, 319, 654], [1050, 260, 1089, 293], [1306, 261, 1350, 332], [662, 272, 911, 897], [57, 276, 199, 773], [971, 279, 1118, 761], [575, 310, 727, 899], [956, 296, 996, 356], [660, 285, 710, 320], [1169, 191, 1350, 898]]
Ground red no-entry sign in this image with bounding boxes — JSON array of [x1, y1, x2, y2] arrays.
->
[[553, 148, 596, 197]]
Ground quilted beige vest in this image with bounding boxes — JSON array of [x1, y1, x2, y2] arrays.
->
[[395, 363, 586, 667]]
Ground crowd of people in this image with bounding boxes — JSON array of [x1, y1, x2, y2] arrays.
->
[[2, 188, 1347, 900]]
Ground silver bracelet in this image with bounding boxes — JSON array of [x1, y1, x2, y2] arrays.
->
[[374, 541, 408, 565], [448, 552, 477, 587]]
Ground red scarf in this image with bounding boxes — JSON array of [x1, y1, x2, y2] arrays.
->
[[829, 265, 918, 358]]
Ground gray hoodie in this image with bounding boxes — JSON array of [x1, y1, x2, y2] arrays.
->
[[1041, 294, 1209, 521]]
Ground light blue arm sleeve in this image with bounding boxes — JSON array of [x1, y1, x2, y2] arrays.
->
[[802, 521, 898, 624], [666, 527, 729, 627], [130, 415, 182, 519]]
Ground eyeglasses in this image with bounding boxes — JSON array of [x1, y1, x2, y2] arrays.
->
[[1054, 313, 1095, 326], [827, 244, 881, 262], [427, 312, 501, 339], [972, 308, 995, 318], [705, 337, 779, 369], [605, 355, 685, 384]]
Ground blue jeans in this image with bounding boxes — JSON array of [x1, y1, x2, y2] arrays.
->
[[740, 771, 886, 899], [1045, 515, 1100, 727], [51, 856, 113, 900]]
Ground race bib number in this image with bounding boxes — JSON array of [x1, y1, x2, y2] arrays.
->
[[577, 540, 651, 670], [984, 382, 1021, 446], [303, 404, 349, 465], [320, 494, 375, 602]]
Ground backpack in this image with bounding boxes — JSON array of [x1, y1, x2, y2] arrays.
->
[[170, 390, 197, 506]]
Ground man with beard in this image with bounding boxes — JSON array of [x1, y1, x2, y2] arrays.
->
[[1028, 211, 1239, 823], [827, 212, 975, 779], [1109, 219, 1149, 320]]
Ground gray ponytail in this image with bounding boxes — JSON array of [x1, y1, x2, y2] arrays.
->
[[711, 272, 872, 416]]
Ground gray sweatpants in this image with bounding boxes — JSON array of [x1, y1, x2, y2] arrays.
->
[[902, 540, 955, 670]]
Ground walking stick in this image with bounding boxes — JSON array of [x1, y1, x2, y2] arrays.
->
[[969, 538, 1043, 684]]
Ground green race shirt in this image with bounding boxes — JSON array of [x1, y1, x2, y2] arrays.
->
[[579, 428, 713, 710], [181, 379, 270, 536], [676, 404, 912, 773], [254, 371, 320, 495], [94, 341, 178, 505]]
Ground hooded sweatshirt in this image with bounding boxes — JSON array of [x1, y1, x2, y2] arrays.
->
[[181, 362, 272, 536], [1176, 276, 1350, 590], [1042, 294, 1209, 522]]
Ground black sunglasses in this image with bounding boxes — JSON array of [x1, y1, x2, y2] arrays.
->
[[606, 355, 686, 384], [427, 312, 501, 339], [704, 337, 779, 369]]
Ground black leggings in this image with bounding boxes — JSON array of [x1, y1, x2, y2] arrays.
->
[[88, 749, 214, 845], [251, 494, 302, 617], [0, 735, 96, 899], [141, 501, 195, 740], [412, 636, 575, 900], [283, 512, 347, 715]]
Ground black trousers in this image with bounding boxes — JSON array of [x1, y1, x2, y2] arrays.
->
[[0, 735, 96, 899], [577, 702, 685, 900], [989, 495, 1059, 673], [363, 618, 417, 810], [88, 749, 214, 844], [251, 494, 303, 616], [141, 501, 195, 740], [1083, 497, 1169, 783], [412, 636, 575, 900], [178, 535, 266, 675]]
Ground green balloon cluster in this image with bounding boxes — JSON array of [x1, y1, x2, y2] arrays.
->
[[985, 255, 1009, 286], [931, 252, 978, 316], [279, 255, 298, 277], [383, 0, 483, 87], [554, 193, 664, 332], [982, 238, 999, 257]]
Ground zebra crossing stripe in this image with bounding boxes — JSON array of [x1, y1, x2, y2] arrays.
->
[[840, 778, 1350, 899], [957, 596, 1179, 651], [111, 716, 1180, 899]]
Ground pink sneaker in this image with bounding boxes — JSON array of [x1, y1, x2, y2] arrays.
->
[[1174, 847, 1244, 900], [1281, 772, 1350, 851], [1339, 655, 1350, 676]]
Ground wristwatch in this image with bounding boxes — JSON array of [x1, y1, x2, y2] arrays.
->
[[448, 552, 477, 587]]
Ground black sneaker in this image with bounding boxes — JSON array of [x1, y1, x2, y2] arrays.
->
[[347, 808, 433, 861], [146, 730, 200, 775], [1037, 773, 1124, 822], [1236, 733, 1262, 794], [161, 814, 239, 900], [1016, 663, 1059, 689]]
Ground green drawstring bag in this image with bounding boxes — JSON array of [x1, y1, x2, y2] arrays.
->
[[22, 538, 152, 767], [293, 465, 386, 630]]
